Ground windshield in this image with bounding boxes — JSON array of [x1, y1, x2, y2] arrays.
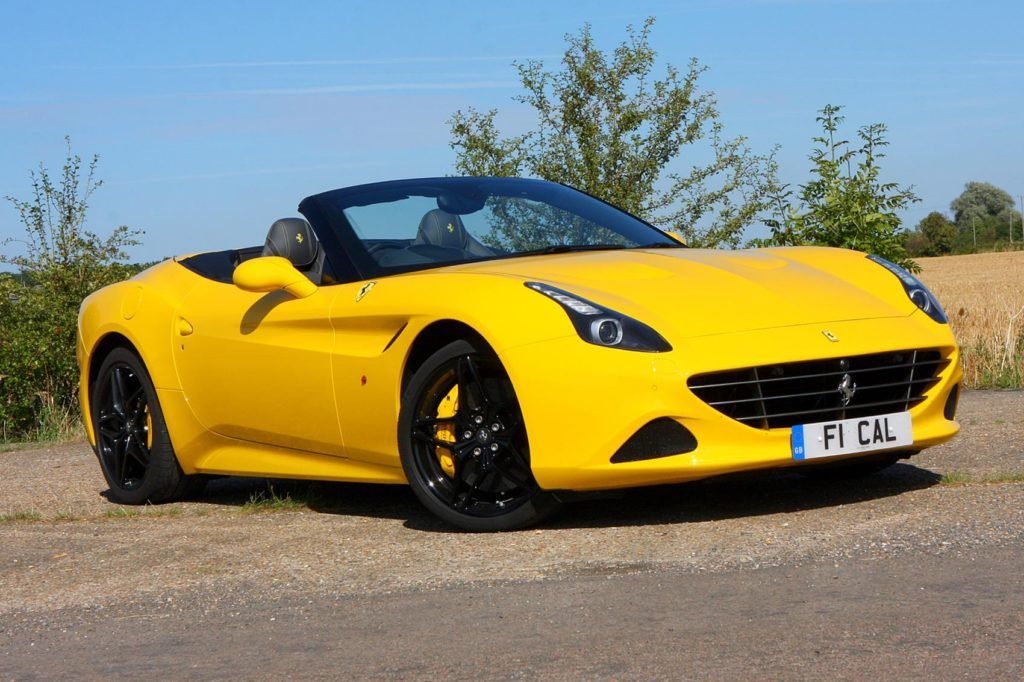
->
[[301, 177, 679, 278]]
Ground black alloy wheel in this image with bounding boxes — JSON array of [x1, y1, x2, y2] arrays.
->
[[92, 347, 202, 504], [398, 339, 558, 531], [95, 362, 152, 491]]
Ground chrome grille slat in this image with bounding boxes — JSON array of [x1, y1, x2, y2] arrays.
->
[[751, 364, 768, 430], [732, 396, 926, 422], [903, 349, 918, 411], [688, 348, 947, 430], [706, 376, 941, 407], [688, 358, 945, 390]]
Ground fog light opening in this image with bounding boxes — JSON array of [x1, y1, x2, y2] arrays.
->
[[611, 418, 697, 463]]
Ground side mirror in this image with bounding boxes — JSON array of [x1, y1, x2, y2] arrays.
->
[[233, 256, 317, 298]]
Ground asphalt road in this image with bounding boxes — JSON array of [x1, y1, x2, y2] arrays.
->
[[2, 390, 1023, 680], [4, 546, 1022, 680]]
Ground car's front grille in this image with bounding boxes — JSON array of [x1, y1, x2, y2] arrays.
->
[[687, 349, 948, 430]]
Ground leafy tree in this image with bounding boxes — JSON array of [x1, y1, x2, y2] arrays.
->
[[953, 214, 1001, 253], [918, 211, 956, 255], [905, 211, 956, 256], [949, 182, 1021, 248], [903, 229, 931, 258], [448, 18, 778, 248], [0, 138, 142, 440], [950, 182, 1017, 226], [757, 105, 920, 271]]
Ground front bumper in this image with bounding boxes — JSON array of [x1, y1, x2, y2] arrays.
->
[[503, 312, 961, 491], [76, 325, 96, 448]]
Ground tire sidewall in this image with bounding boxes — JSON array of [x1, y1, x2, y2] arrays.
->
[[397, 339, 557, 532]]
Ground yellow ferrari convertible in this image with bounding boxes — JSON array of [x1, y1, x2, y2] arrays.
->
[[77, 177, 961, 530]]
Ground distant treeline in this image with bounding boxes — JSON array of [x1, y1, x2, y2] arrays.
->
[[905, 182, 1023, 257]]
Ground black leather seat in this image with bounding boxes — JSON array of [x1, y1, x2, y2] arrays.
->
[[413, 209, 494, 258], [262, 218, 324, 283]]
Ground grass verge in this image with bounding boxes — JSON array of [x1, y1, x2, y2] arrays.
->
[[0, 506, 193, 523], [240, 486, 308, 514], [1, 401, 85, 451], [103, 506, 184, 519], [939, 470, 1024, 486], [0, 510, 43, 522]]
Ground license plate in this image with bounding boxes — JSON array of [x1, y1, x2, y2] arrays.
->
[[791, 411, 913, 460]]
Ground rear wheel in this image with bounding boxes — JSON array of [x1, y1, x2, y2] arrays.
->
[[398, 340, 558, 531], [91, 347, 202, 504]]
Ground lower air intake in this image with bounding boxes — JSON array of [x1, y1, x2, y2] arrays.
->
[[610, 418, 697, 463], [944, 384, 959, 420]]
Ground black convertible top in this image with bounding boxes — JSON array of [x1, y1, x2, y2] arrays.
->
[[177, 246, 262, 283]]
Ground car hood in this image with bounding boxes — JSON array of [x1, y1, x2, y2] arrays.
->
[[454, 246, 915, 339]]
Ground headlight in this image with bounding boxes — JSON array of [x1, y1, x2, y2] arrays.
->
[[867, 255, 947, 323], [525, 282, 672, 352]]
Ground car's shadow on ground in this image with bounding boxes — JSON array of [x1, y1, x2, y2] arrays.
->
[[539, 463, 942, 532], [160, 462, 942, 532]]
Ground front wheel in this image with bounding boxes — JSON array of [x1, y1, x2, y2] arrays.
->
[[398, 339, 559, 531], [91, 347, 203, 504]]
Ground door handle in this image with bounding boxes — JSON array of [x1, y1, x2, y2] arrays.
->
[[177, 318, 194, 336]]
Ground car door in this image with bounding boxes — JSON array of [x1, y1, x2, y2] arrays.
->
[[172, 281, 345, 455], [325, 278, 412, 468]]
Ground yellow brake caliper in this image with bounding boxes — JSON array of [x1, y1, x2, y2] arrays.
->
[[434, 385, 460, 477], [145, 405, 154, 449]]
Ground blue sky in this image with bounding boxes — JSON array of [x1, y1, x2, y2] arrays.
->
[[2, 0, 1022, 261]]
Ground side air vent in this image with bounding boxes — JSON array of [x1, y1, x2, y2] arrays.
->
[[610, 418, 697, 463]]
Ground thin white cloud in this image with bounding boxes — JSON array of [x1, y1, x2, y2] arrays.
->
[[222, 80, 518, 97], [722, 0, 922, 4], [53, 55, 555, 70], [0, 79, 520, 107], [970, 57, 1024, 66], [109, 161, 389, 185]]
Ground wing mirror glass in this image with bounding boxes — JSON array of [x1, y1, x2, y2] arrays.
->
[[232, 256, 317, 298]]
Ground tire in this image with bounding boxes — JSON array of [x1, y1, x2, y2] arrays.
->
[[798, 452, 907, 480], [91, 347, 202, 504], [398, 339, 559, 531]]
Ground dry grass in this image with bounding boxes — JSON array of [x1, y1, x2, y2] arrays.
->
[[939, 470, 1024, 486], [2, 398, 84, 448], [240, 486, 307, 514], [0, 510, 43, 523], [917, 251, 1024, 388]]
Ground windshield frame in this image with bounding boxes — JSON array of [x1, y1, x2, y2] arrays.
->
[[298, 177, 681, 283]]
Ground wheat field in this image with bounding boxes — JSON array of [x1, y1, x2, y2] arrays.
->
[[916, 251, 1024, 388]]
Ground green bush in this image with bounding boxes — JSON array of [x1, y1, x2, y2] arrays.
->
[[0, 139, 141, 441], [755, 105, 920, 272]]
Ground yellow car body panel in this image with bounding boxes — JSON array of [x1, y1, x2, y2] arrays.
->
[[78, 245, 960, 492]]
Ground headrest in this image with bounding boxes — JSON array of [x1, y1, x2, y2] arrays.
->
[[262, 218, 318, 269], [416, 209, 469, 250]]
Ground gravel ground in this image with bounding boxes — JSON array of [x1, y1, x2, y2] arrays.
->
[[4, 548, 1021, 680], [2, 389, 1021, 523], [1, 390, 1022, 678]]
